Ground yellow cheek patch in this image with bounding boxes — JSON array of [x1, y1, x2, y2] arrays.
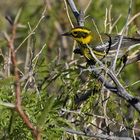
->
[[83, 35, 93, 44], [75, 35, 93, 44]]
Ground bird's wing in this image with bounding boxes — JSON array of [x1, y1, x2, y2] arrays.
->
[[94, 34, 140, 51]]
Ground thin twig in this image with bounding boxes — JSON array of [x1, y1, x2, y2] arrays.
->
[[109, 14, 122, 33], [84, 0, 92, 13], [123, 12, 140, 32], [125, 80, 140, 88], [112, 0, 133, 70], [15, 11, 45, 52], [63, 0, 74, 28]]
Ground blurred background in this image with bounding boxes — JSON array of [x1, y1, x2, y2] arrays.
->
[[0, 0, 139, 91], [0, 0, 140, 139]]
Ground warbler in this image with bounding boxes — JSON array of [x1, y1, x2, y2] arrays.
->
[[62, 27, 140, 64]]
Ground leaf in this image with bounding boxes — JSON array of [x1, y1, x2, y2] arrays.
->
[[37, 95, 56, 128]]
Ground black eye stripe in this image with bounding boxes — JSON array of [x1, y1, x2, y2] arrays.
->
[[72, 31, 88, 38], [72, 31, 78, 37], [73, 31, 77, 34]]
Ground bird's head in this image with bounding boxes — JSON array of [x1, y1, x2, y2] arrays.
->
[[62, 27, 93, 44]]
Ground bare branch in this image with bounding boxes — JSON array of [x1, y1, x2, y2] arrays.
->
[[66, 0, 84, 26], [5, 14, 41, 140], [64, 127, 138, 140]]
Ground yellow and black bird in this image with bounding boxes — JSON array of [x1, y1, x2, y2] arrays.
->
[[62, 26, 140, 64]]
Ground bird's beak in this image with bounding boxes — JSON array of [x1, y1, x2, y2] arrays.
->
[[61, 32, 71, 36]]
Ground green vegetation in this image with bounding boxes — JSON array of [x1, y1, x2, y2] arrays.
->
[[0, 0, 140, 139]]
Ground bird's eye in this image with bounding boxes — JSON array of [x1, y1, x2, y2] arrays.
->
[[82, 32, 88, 38]]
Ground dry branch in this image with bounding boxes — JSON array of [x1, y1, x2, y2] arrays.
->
[[5, 16, 41, 140], [65, 0, 140, 114]]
